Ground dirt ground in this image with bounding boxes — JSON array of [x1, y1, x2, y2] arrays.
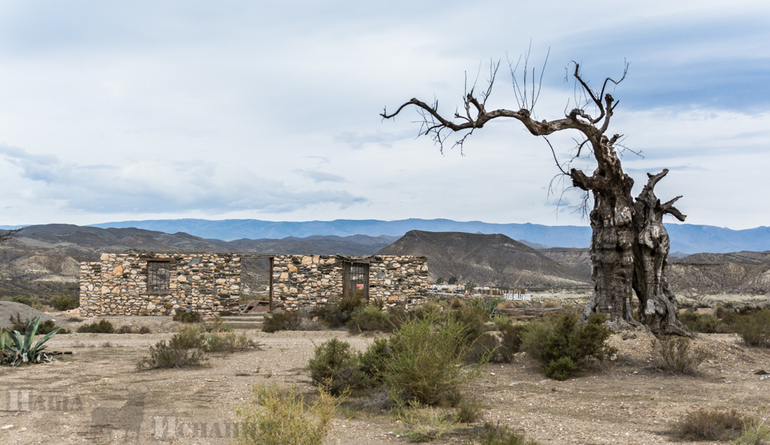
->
[[1, 313, 770, 445]]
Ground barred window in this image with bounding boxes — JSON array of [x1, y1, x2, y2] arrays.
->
[[147, 261, 170, 294], [343, 262, 369, 300]]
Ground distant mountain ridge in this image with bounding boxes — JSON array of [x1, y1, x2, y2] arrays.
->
[[378, 231, 590, 287], [91, 218, 770, 254]]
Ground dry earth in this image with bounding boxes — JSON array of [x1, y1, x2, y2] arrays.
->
[[1, 313, 769, 445]]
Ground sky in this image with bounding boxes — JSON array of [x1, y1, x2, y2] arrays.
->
[[0, 1, 768, 230]]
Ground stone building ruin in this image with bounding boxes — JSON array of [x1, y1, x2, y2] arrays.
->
[[79, 252, 429, 317]]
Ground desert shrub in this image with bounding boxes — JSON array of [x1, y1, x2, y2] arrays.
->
[[170, 325, 206, 349], [202, 316, 233, 333], [76, 319, 116, 334], [464, 332, 499, 364], [451, 301, 489, 342], [520, 312, 611, 380], [173, 311, 202, 323], [116, 325, 152, 334], [670, 409, 744, 441], [306, 338, 363, 396], [138, 326, 207, 369], [312, 294, 365, 328], [478, 421, 540, 445], [678, 312, 724, 333], [7, 295, 43, 309], [203, 331, 254, 352], [357, 337, 391, 387], [347, 305, 397, 334], [236, 384, 339, 445], [653, 336, 710, 375], [51, 294, 79, 311], [383, 309, 483, 406], [137, 340, 207, 369], [728, 309, 770, 348], [262, 310, 302, 333]]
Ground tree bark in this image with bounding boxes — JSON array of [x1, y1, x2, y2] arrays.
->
[[632, 170, 691, 336]]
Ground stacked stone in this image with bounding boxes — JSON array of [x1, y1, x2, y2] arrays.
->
[[272, 254, 429, 312], [79, 253, 241, 317]]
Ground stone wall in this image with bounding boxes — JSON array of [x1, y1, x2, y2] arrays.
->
[[272, 255, 429, 311], [79, 253, 241, 317]]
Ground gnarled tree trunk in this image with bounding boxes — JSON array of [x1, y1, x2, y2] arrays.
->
[[632, 170, 690, 336]]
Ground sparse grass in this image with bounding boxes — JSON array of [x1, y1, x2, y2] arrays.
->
[[6, 295, 43, 309], [347, 305, 399, 334], [235, 384, 339, 445], [653, 336, 710, 375], [670, 409, 744, 442], [393, 401, 456, 442], [477, 421, 541, 445], [733, 418, 770, 445]]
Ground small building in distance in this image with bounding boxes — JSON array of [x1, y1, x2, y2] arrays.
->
[[79, 252, 429, 316]]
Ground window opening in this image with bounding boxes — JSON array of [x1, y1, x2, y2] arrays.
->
[[343, 262, 369, 300], [147, 261, 171, 294]]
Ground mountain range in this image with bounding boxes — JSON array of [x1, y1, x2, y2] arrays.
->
[[89, 218, 770, 255]]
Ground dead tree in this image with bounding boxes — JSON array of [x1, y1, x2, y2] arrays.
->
[[382, 59, 690, 335]]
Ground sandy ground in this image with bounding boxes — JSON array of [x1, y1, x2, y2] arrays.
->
[[1, 311, 770, 445]]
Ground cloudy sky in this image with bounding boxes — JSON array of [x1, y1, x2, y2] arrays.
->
[[0, 1, 767, 230]]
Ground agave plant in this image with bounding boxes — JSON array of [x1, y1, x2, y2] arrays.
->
[[2, 315, 60, 366]]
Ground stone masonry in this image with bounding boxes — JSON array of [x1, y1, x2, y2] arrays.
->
[[79, 253, 240, 317], [272, 255, 429, 311], [80, 253, 429, 316]]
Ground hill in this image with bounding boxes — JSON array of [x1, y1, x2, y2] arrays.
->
[[377, 230, 590, 288], [91, 218, 770, 255]]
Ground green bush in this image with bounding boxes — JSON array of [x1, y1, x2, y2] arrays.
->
[[173, 311, 202, 323], [383, 309, 483, 406], [76, 319, 116, 334], [670, 409, 743, 441], [357, 337, 391, 387], [262, 310, 302, 333], [137, 340, 207, 369], [451, 301, 490, 343], [51, 294, 79, 311], [678, 312, 724, 333], [520, 312, 611, 380], [347, 306, 397, 334], [235, 384, 339, 445], [203, 331, 254, 352], [653, 336, 710, 375], [312, 294, 365, 328], [728, 309, 770, 348], [306, 338, 362, 396], [137, 326, 207, 369]]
